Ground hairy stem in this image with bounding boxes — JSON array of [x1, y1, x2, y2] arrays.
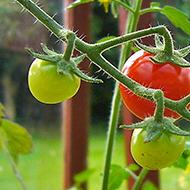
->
[[16, 0, 190, 121], [101, 0, 143, 189]]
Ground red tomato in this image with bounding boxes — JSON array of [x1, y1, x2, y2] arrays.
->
[[119, 50, 190, 119]]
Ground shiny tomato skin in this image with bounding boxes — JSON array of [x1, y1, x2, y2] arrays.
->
[[119, 50, 190, 119], [131, 128, 185, 170], [28, 59, 81, 104]]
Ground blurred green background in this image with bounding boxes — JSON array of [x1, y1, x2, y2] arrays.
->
[[1, 0, 190, 189]]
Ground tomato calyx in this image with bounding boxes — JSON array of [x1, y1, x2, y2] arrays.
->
[[120, 90, 190, 142], [121, 116, 190, 142], [135, 34, 190, 67], [26, 39, 103, 84]]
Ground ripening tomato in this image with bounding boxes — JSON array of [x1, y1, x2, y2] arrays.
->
[[119, 50, 190, 119], [131, 128, 185, 170], [28, 59, 81, 104]]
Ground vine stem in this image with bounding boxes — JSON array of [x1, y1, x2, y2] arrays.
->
[[101, 83, 122, 190], [153, 90, 164, 122], [101, 0, 143, 189], [15, 0, 190, 121], [132, 168, 149, 190]]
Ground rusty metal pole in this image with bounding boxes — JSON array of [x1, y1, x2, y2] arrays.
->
[[63, 1, 91, 189], [119, 0, 160, 189]]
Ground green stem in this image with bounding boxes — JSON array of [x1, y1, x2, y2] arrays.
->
[[89, 25, 172, 53], [101, 83, 122, 190], [101, 0, 143, 189], [1, 133, 27, 190], [63, 33, 76, 61], [153, 90, 164, 122], [132, 168, 149, 190], [140, 7, 162, 15], [16, 0, 190, 121], [125, 168, 138, 180]]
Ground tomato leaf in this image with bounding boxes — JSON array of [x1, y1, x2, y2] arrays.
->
[[0, 119, 34, 164], [111, 2, 118, 18], [66, 0, 93, 9], [108, 164, 137, 190], [161, 6, 190, 35], [172, 154, 188, 170], [171, 149, 190, 170], [142, 181, 158, 190], [97, 36, 116, 43], [150, 2, 160, 8], [74, 168, 96, 184]]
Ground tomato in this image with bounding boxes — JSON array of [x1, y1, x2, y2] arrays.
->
[[28, 59, 81, 104], [131, 128, 185, 170], [119, 50, 190, 119]]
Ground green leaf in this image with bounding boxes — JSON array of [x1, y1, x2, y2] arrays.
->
[[142, 181, 158, 190], [74, 168, 96, 184], [1, 119, 34, 164], [108, 165, 130, 190], [111, 2, 118, 18], [97, 36, 116, 43], [161, 6, 190, 35], [172, 154, 188, 170], [66, 0, 93, 9], [150, 2, 160, 8], [128, 163, 140, 171], [171, 149, 190, 170]]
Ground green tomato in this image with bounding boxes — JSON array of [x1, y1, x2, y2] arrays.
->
[[28, 59, 81, 104], [131, 128, 185, 170]]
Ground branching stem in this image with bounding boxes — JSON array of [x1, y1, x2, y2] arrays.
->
[[16, 0, 190, 120]]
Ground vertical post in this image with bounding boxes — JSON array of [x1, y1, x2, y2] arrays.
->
[[63, 1, 91, 189], [119, 0, 160, 189]]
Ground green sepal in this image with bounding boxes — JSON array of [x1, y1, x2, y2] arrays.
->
[[145, 122, 163, 143], [120, 116, 190, 143], [26, 44, 103, 83], [134, 40, 158, 55], [120, 118, 150, 130], [135, 37, 190, 67], [25, 47, 60, 63], [72, 54, 86, 65], [72, 66, 103, 83], [174, 46, 190, 57]]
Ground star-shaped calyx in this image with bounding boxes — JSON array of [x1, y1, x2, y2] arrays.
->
[[26, 43, 103, 84], [135, 34, 190, 67]]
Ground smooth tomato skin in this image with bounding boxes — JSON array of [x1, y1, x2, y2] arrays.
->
[[131, 128, 185, 170], [28, 59, 81, 104], [119, 50, 190, 119]]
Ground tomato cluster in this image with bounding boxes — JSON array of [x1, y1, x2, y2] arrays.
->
[[119, 50, 189, 169], [28, 59, 81, 104]]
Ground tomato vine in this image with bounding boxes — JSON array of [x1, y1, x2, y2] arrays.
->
[[12, 0, 190, 189]]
